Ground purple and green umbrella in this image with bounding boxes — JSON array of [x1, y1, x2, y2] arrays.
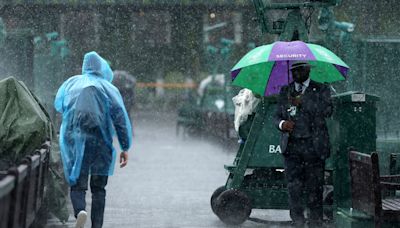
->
[[231, 41, 349, 96]]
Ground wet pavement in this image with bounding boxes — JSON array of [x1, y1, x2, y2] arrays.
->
[[46, 111, 292, 228]]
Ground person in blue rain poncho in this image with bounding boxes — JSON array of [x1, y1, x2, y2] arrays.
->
[[54, 51, 132, 228]]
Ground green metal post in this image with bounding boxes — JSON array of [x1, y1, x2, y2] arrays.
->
[[0, 18, 6, 47]]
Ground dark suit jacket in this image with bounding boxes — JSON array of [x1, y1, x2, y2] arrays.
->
[[274, 80, 333, 159]]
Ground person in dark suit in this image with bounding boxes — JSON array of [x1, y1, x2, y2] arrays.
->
[[274, 61, 333, 227]]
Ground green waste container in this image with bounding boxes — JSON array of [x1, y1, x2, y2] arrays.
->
[[329, 91, 379, 210]]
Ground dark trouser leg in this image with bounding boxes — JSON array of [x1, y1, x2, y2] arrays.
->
[[70, 172, 89, 218], [284, 156, 305, 224], [305, 159, 325, 226], [90, 175, 108, 228]]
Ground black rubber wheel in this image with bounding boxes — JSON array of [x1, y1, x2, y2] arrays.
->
[[216, 189, 252, 225], [210, 186, 226, 215]]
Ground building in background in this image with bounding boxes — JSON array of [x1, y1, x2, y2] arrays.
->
[[0, 1, 263, 83], [1, 0, 400, 136]]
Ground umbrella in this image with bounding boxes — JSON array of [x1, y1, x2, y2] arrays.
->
[[231, 41, 349, 96], [113, 70, 136, 89], [112, 70, 136, 113]]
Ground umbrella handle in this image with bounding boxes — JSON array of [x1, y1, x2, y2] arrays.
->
[[287, 60, 290, 85], [330, 85, 338, 95]]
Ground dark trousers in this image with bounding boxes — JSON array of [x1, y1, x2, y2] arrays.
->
[[284, 138, 325, 226], [70, 173, 108, 228]]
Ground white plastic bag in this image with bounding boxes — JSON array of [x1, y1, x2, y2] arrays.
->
[[232, 89, 260, 132]]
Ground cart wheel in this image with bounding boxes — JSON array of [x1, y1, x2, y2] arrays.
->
[[216, 189, 251, 225], [210, 186, 226, 215]]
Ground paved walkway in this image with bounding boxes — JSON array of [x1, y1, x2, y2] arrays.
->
[[46, 112, 291, 228]]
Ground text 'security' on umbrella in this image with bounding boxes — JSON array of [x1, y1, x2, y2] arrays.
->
[[231, 41, 349, 96]]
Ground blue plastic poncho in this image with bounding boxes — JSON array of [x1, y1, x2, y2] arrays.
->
[[54, 51, 132, 186]]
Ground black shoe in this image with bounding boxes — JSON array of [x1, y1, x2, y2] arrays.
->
[[308, 219, 323, 228]]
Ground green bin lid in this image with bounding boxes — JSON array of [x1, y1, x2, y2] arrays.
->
[[332, 91, 380, 103]]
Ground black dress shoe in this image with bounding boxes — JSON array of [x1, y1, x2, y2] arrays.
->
[[308, 219, 324, 228]]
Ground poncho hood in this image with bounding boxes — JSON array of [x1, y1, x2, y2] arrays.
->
[[82, 51, 114, 82]]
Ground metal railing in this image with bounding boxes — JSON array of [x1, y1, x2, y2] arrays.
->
[[0, 141, 50, 228]]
